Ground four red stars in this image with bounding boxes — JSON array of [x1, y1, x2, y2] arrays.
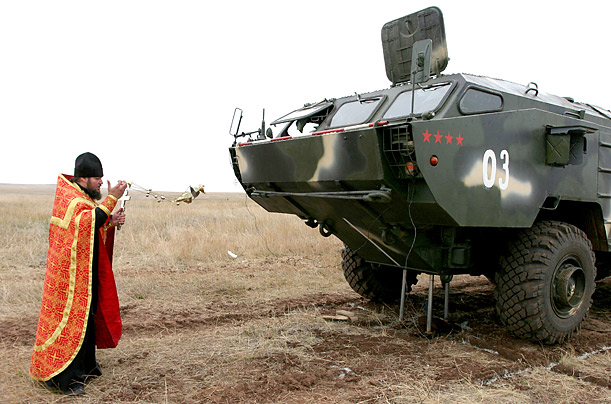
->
[[422, 129, 464, 146]]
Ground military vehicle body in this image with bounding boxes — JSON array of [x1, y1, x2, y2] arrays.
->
[[229, 7, 610, 343]]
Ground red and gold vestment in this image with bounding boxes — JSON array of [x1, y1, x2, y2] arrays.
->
[[30, 174, 122, 380]]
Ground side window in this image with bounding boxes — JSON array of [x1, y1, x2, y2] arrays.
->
[[459, 88, 503, 114], [329, 98, 383, 128], [383, 82, 452, 120]]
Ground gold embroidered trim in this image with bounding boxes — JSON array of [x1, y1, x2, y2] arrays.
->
[[60, 174, 93, 198], [98, 195, 118, 218], [98, 203, 111, 217], [50, 176, 95, 229], [50, 198, 94, 229], [33, 213, 95, 380], [33, 211, 94, 352]]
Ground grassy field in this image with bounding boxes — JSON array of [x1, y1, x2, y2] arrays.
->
[[0, 184, 609, 403]]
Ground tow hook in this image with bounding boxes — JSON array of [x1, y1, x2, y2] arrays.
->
[[319, 222, 333, 237]]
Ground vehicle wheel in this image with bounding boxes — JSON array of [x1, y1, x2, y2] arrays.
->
[[341, 245, 418, 303], [494, 221, 596, 344]]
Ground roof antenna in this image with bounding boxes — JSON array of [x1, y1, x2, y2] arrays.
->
[[410, 39, 432, 115], [258, 108, 266, 140]]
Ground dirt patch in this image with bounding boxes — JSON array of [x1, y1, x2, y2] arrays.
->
[[121, 292, 356, 334], [199, 353, 338, 404], [0, 316, 37, 346], [551, 363, 611, 389], [6, 263, 611, 403], [165, 277, 610, 401]]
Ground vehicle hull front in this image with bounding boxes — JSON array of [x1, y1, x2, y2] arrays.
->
[[232, 129, 455, 271]]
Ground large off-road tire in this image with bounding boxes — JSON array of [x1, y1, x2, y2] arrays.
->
[[494, 221, 596, 344], [341, 246, 418, 303]]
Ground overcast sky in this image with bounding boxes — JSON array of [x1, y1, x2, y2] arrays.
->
[[1, 0, 609, 193]]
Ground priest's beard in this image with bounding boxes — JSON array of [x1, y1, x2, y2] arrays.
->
[[82, 179, 102, 200], [84, 187, 102, 201]]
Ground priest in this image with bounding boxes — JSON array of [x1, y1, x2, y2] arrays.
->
[[30, 152, 127, 395]]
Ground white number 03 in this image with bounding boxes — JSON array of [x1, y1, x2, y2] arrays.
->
[[482, 149, 509, 190]]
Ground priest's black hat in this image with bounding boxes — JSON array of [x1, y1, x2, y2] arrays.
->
[[74, 152, 103, 177]]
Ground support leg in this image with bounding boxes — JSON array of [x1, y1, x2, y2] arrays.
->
[[443, 281, 450, 320], [426, 274, 434, 334], [399, 269, 408, 320]]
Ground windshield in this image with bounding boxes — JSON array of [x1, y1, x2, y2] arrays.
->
[[271, 101, 333, 125], [329, 97, 384, 128], [383, 83, 452, 119]]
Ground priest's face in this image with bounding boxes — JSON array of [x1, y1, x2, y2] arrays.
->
[[84, 177, 103, 200]]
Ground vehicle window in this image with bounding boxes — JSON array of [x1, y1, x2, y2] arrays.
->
[[329, 98, 383, 127], [383, 83, 452, 119], [459, 88, 503, 114], [271, 101, 333, 125], [274, 120, 319, 138]]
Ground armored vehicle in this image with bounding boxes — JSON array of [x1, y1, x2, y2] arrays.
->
[[229, 7, 610, 343]]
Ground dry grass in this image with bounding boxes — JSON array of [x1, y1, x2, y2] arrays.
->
[[114, 190, 341, 266], [1, 184, 610, 403]]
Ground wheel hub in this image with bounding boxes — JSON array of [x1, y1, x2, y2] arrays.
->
[[552, 263, 586, 317]]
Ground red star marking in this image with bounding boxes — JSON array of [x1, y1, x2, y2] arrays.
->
[[456, 133, 464, 146], [445, 132, 453, 144], [422, 129, 432, 143], [433, 130, 443, 143]]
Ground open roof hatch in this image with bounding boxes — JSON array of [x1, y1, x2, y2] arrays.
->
[[381, 6, 448, 85]]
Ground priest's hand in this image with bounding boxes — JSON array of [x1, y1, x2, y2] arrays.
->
[[110, 208, 126, 227], [108, 180, 128, 199]]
